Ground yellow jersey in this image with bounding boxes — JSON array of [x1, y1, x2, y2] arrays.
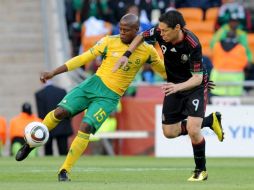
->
[[65, 35, 165, 96]]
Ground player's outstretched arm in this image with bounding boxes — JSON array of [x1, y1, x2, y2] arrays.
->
[[112, 35, 144, 72], [40, 51, 97, 83], [40, 65, 68, 83]]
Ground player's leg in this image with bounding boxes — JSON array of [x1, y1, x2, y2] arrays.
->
[[58, 81, 120, 181], [58, 99, 119, 181], [162, 122, 181, 138], [58, 122, 93, 181], [15, 87, 83, 161], [15, 107, 70, 161], [187, 116, 208, 181], [184, 86, 208, 181], [178, 78, 224, 141], [202, 112, 224, 141], [179, 112, 224, 141], [43, 85, 87, 133], [202, 77, 224, 140], [162, 93, 187, 138]]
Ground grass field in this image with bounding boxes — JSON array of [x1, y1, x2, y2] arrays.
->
[[0, 156, 253, 190]]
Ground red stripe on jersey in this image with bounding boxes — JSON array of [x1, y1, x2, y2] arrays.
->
[[142, 31, 150, 38], [185, 35, 198, 48], [203, 74, 208, 112], [193, 62, 201, 72]]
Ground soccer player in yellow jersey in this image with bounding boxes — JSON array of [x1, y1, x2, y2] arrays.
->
[[15, 13, 166, 181]]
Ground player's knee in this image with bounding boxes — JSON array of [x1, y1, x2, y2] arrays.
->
[[79, 123, 96, 134], [187, 127, 200, 139], [54, 107, 70, 120], [162, 125, 177, 138], [163, 131, 176, 138]]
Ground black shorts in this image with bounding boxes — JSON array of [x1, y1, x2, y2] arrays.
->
[[162, 85, 208, 124]]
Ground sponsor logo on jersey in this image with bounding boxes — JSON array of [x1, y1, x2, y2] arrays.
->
[[170, 47, 177, 52]]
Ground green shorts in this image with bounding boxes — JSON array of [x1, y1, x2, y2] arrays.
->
[[58, 75, 120, 133]]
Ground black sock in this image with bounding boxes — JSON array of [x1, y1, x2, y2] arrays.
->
[[192, 138, 206, 171], [202, 113, 213, 129], [179, 120, 188, 136]]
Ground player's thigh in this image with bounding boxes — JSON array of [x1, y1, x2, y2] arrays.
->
[[184, 88, 205, 118], [58, 87, 90, 116], [162, 93, 187, 125], [83, 98, 119, 133]]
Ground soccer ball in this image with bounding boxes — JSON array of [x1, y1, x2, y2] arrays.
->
[[24, 122, 49, 147]]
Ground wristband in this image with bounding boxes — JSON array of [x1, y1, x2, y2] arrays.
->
[[123, 50, 132, 58]]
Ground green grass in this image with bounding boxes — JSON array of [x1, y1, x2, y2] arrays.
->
[[0, 156, 253, 190]]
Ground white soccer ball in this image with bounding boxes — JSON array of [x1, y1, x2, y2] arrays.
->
[[24, 122, 49, 147]]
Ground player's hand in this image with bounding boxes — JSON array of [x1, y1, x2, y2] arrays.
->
[[162, 82, 179, 96], [208, 80, 216, 90], [112, 56, 129, 72], [40, 72, 54, 83]]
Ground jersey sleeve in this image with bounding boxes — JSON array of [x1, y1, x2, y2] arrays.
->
[[147, 45, 167, 79], [189, 45, 203, 74], [65, 36, 108, 71], [142, 26, 160, 44]]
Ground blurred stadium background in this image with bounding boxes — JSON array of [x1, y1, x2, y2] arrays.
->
[[0, 0, 254, 187]]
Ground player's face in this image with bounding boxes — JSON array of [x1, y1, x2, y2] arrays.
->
[[119, 22, 138, 44], [158, 22, 179, 43]]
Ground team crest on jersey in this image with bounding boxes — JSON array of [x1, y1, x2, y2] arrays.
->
[[181, 54, 189, 63], [135, 58, 141, 65]]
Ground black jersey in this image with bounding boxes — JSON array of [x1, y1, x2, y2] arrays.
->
[[143, 26, 207, 84]]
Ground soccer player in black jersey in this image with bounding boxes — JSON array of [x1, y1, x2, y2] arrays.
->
[[113, 10, 224, 181]]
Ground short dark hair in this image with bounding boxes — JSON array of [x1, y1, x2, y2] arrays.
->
[[159, 10, 186, 29], [22, 102, 32, 115]]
